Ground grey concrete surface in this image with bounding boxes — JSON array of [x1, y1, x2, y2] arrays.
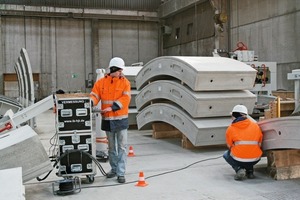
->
[[25, 110, 300, 200]]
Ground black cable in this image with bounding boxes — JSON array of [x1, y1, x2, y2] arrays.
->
[[35, 148, 222, 188], [81, 155, 223, 189], [36, 160, 58, 181]]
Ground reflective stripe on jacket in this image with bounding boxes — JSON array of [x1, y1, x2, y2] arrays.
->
[[90, 75, 131, 121], [226, 117, 263, 162]]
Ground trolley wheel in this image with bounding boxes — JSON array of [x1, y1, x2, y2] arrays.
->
[[86, 175, 95, 183]]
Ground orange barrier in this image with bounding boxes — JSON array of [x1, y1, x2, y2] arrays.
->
[[135, 171, 148, 187], [128, 146, 135, 157]]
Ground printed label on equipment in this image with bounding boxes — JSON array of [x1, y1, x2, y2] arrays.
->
[[86, 138, 92, 144], [72, 134, 80, 144], [60, 165, 66, 172], [76, 108, 87, 116], [78, 144, 89, 151], [59, 139, 66, 145], [58, 122, 65, 128], [61, 109, 73, 117], [57, 104, 64, 109], [62, 145, 74, 153], [71, 164, 82, 172], [87, 163, 92, 169], [85, 121, 91, 127]]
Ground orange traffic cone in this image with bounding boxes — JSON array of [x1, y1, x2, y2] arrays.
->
[[128, 146, 135, 157], [135, 171, 148, 187]]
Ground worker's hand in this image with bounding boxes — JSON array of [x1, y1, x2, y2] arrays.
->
[[101, 107, 112, 113]]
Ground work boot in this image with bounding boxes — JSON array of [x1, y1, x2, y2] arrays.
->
[[234, 168, 246, 181], [117, 176, 126, 183], [106, 171, 116, 178], [246, 170, 255, 179]]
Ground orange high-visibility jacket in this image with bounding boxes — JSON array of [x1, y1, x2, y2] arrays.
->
[[226, 118, 263, 162], [90, 75, 131, 120]]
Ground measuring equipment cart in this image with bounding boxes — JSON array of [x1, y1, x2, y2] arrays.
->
[[53, 93, 96, 195]]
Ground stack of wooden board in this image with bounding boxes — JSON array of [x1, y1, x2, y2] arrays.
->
[[266, 149, 300, 180]]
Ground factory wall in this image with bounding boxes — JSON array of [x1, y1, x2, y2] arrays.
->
[[0, 0, 299, 99], [161, 0, 216, 56], [231, 0, 300, 91], [159, 0, 300, 91], [0, 16, 159, 98]]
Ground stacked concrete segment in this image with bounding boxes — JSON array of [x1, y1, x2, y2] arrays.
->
[[136, 80, 256, 118], [0, 125, 52, 182], [135, 56, 257, 146], [122, 66, 142, 126], [258, 116, 300, 150], [136, 56, 257, 91]]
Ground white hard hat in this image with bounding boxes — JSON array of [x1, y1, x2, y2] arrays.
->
[[232, 105, 248, 115], [108, 57, 125, 70]]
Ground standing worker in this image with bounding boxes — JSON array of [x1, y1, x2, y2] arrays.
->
[[223, 105, 263, 181], [90, 57, 131, 183]]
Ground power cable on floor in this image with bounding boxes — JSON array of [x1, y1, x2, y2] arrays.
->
[[81, 154, 223, 189], [31, 151, 223, 188]]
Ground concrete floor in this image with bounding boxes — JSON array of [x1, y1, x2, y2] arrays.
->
[[24, 110, 300, 200]]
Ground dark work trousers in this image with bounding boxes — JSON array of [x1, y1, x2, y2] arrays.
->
[[223, 150, 260, 173]]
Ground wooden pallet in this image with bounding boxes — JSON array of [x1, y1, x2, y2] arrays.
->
[[152, 122, 182, 139], [152, 122, 227, 149], [266, 149, 300, 180], [264, 100, 294, 119], [272, 91, 294, 100]]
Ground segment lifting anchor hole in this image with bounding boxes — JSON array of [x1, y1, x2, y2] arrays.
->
[[211, 135, 214, 138], [209, 106, 212, 110], [278, 131, 281, 135], [210, 79, 213, 82], [241, 78, 244, 82]]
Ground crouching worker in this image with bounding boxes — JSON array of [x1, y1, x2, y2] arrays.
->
[[223, 105, 263, 181]]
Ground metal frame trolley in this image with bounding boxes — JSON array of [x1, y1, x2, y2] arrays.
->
[[53, 93, 96, 195]]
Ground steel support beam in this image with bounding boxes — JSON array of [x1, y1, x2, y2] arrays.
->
[[0, 10, 159, 22]]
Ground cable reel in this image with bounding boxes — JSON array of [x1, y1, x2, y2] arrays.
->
[[52, 176, 81, 196]]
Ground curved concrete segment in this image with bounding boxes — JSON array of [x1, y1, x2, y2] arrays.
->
[[123, 66, 142, 89], [135, 56, 257, 91], [136, 103, 231, 146], [135, 80, 256, 117], [258, 116, 300, 150], [0, 95, 23, 117]]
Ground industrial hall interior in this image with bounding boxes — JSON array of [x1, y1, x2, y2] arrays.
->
[[1, 0, 300, 199]]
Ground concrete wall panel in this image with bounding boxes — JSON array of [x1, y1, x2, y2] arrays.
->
[[40, 18, 53, 96], [162, 1, 215, 55], [230, 0, 300, 90], [138, 22, 159, 64], [97, 20, 158, 69], [231, 0, 300, 27], [197, 37, 215, 56], [55, 19, 86, 92], [180, 41, 198, 56], [3, 17, 25, 72], [98, 20, 113, 70], [112, 21, 139, 65], [83, 20, 93, 82], [163, 45, 181, 56], [24, 18, 41, 72]]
